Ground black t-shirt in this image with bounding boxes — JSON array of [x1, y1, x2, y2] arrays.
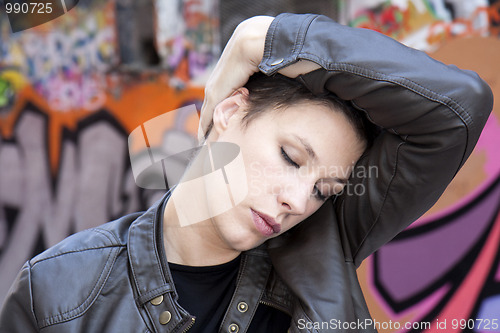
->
[[169, 255, 291, 332]]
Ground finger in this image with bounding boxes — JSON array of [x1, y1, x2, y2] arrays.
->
[[199, 88, 219, 140], [198, 95, 209, 143]]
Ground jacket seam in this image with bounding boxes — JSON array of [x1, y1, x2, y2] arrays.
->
[[137, 285, 173, 306], [262, 14, 282, 65], [152, 205, 167, 292], [306, 60, 472, 124], [304, 60, 471, 170], [260, 14, 318, 75], [31, 244, 124, 266], [26, 260, 40, 329], [226, 256, 256, 332], [291, 14, 318, 59], [128, 223, 142, 297], [129, 197, 172, 306], [92, 227, 120, 244], [352, 140, 406, 263], [38, 246, 121, 328]]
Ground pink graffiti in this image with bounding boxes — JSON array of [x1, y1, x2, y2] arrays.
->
[[36, 73, 106, 112], [476, 114, 500, 179], [351, 5, 408, 38], [2, 14, 116, 111]]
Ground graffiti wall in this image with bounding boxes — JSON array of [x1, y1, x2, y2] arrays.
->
[[1, 1, 117, 113], [154, 0, 220, 85], [0, 1, 205, 305], [349, 1, 500, 332], [1, 0, 500, 331], [344, 0, 494, 51]]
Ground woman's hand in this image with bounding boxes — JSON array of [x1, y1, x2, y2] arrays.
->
[[197, 15, 321, 142], [198, 16, 274, 142]]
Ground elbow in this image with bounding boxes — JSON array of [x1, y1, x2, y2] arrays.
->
[[464, 72, 493, 132], [454, 72, 493, 169]]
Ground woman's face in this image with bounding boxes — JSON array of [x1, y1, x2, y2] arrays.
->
[[207, 91, 365, 252]]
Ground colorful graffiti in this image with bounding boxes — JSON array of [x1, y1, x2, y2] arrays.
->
[[0, 82, 204, 306], [348, 0, 494, 51], [154, 0, 220, 85], [0, 2, 205, 306], [373, 177, 500, 333], [349, 2, 412, 39], [1, 1, 500, 331], [348, 1, 439, 39], [357, 35, 500, 332], [1, 1, 117, 112], [425, 6, 490, 47], [0, 68, 27, 114]]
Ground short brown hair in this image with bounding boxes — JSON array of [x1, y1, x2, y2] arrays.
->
[[205, 72, 379, 148]]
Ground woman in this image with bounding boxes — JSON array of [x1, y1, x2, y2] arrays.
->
[[0, 13, 492, 333]]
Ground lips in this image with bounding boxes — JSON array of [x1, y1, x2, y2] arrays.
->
[[251, 209, 281, 237]]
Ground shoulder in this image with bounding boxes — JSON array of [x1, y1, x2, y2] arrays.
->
[[31, 211, 142, 265], [27, 212, 142, 328]]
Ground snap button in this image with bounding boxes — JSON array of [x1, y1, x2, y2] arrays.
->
[[237, 301, 248, 313], [270, 58, 284, 66], [159, 311, 171, 325], [150, 295, 163, 306], [228, 323, 239, 333]]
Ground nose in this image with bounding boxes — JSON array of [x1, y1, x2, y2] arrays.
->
[[276, 179, 309, 215]]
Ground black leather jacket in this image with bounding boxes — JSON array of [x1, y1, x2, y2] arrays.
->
[[0, 13, 493, 333]]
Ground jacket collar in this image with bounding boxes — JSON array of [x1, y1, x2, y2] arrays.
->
[[125, 190, 295, 331], [127, 191, 174, 305]]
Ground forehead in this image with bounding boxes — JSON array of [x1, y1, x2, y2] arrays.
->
[[253, 102, 365, 172]]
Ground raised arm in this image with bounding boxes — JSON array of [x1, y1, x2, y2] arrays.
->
[[198, 15, 320, 142], [198, 16, 273, 141], [258, 13, 493, 266]]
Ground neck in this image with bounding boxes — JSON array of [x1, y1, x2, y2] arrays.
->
[[162, 145, 241, 266], [163, 195, 241, 266]]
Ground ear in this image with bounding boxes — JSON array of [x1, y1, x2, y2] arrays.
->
[[211, 88, 249, 139]]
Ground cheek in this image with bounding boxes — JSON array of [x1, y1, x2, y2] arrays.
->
[[247, 159, 289, 195]]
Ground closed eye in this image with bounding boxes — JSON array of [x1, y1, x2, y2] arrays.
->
[[281, 147, 299, 168], [313, 185, 327, 201], [282, 146, 328, 201]]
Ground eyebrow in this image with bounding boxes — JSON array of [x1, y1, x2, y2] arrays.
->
[[292, 134, 350, 185], [293, 134, 317, 161]]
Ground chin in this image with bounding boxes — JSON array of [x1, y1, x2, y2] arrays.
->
[[226, 233, 264, 252]]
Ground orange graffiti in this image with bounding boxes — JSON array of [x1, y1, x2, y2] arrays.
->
[[427, 7, 490, 47], [0, 78, 204, 175]]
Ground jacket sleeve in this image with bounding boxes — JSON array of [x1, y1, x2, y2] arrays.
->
[[259, 13, 493, 267], [0, 262, 39, 332]]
